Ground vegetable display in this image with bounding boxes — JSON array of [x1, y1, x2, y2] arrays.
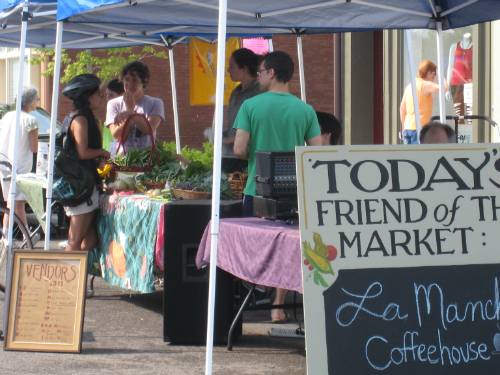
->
[[107, 143, 236, 201], [174, 161, 236, 200]]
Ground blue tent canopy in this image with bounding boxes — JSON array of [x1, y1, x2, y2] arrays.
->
[[57, 0, 500, 33], [2, 1, 499, 49], [0, 1, 271, 49]]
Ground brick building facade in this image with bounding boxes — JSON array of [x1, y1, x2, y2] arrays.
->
[[41, 34, 335, 150]]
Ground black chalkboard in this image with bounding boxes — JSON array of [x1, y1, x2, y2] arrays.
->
[[323, 264, 500, 374]]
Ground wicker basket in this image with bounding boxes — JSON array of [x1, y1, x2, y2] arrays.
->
[[105, 114, 158, 179], [173, 187, 211, 200], [144, 181, 167, 190], [227, 171, 248, 199]]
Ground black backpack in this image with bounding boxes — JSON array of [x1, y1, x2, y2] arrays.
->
[[52, 120, 96, 207]]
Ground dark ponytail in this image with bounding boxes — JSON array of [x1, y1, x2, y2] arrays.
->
[[71, 86, 102, 150]]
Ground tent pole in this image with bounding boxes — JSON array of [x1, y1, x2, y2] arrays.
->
[[404, 30, 422, 139], [161, 34, 181, 153], [3, 2, 29, 335], [436, 20, 447, 123], [205, 0, 228, 373], [44, 21, 63, 250], [296, 33, 306, 102], [167, 38, 181, 154]]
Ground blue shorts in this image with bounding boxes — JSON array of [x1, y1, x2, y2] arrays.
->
[[403, 130, 419, 144]]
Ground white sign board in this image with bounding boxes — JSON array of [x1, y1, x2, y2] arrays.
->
[[296, 144, 500, 374]]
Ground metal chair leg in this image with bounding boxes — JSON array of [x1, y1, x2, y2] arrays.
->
[[227, 283, 255, 351]]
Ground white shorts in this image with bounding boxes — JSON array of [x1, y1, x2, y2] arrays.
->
[[0, 169, 25, 201], [64, 187, 100, 216]]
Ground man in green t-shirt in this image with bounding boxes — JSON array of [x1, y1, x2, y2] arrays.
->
[[233, 51, 322, 323]]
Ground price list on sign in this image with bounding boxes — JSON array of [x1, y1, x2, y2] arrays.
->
[[5, 251, 88, 353]]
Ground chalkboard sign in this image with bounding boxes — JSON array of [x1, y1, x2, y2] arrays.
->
[[4, 250, 88, 353], [296, 144, 500, 374], [324, 265, 500, 374]]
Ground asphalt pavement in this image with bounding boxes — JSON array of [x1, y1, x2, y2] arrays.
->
[[0, 229, 307, 375]]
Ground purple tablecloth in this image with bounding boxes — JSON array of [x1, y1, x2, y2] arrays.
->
[[196, 217, 303, 293]]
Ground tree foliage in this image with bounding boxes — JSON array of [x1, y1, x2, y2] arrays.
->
[[30, 46, 168, 84]]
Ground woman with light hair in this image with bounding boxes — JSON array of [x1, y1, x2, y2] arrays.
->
[[0, 85, 39, 240], [400, 60, 450, 144]]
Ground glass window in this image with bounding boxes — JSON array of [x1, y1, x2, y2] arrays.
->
[[8, 57, 30, 103], [403, 26, 473, 143], [491, 21, 500, 142]]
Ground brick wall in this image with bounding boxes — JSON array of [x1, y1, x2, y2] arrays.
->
[[43, 34, 335, 150]]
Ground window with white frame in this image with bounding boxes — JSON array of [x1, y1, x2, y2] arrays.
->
[[403, 26, 474, 143], [8, 57, 30, 103]]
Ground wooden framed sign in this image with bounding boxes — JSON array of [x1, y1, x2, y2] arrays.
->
[[296, 144, 500, 374], [4, 250, 88, 353]]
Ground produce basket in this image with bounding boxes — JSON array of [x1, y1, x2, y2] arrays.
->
[[105, 114, 158, 179], [173, 187, 211, 200], [227, 171, 248, 199], [144, 181, 167, 190]]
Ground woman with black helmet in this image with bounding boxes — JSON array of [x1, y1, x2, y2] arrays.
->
[[61, 74, 110, 252]]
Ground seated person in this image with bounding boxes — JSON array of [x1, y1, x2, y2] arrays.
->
[[419, 122, 456, 144], [316, 111, 342, 145]]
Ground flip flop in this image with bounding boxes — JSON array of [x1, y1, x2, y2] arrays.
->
[[271, 312, 290, 324]]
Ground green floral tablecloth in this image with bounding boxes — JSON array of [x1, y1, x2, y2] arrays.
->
[[16, 174, 47, 232], [93, 193, 164, 293]]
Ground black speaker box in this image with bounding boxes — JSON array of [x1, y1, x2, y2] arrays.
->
[[163, 199, 243, 345], [255, 150, 297, 198]]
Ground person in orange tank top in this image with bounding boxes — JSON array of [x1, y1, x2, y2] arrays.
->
[[399, 60, 449, 144]]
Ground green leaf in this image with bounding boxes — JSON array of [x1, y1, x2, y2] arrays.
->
[[32, 46, 168, 83], [316, 273, 329, 287], [313, 271, 319, 285]]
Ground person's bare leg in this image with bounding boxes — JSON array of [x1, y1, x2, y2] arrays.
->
[[271, 288, 289, 321], [66, 211, 95, 251], [81, 219, 98, 251], [14, 201, 28, 227], [2, 202, 8, 230], [3, 200, 28, 235]]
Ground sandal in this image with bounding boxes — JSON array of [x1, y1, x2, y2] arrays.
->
[[271, 312, 290, 324]]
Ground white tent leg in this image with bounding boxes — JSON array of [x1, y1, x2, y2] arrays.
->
[[297, 34, 306, 102], [405, 30, 422, 138], [205, 0, 227, 373], [168, 45, 181, 154], [268, 38, 274, 52], [3, 2, 29, 335], [436, 21, 447, 123], [44, 21, 63, 250]]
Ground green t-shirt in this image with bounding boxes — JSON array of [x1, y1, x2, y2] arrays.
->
[[233, 91, 321, 197]]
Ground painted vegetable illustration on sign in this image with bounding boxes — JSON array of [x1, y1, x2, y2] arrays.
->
[[302, 232, 337, 287]]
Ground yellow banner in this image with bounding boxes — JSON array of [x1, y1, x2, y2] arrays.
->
[[190, 37, 239, 105]]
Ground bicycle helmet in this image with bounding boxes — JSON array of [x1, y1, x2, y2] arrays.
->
[[62, 74, 101, 100]]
